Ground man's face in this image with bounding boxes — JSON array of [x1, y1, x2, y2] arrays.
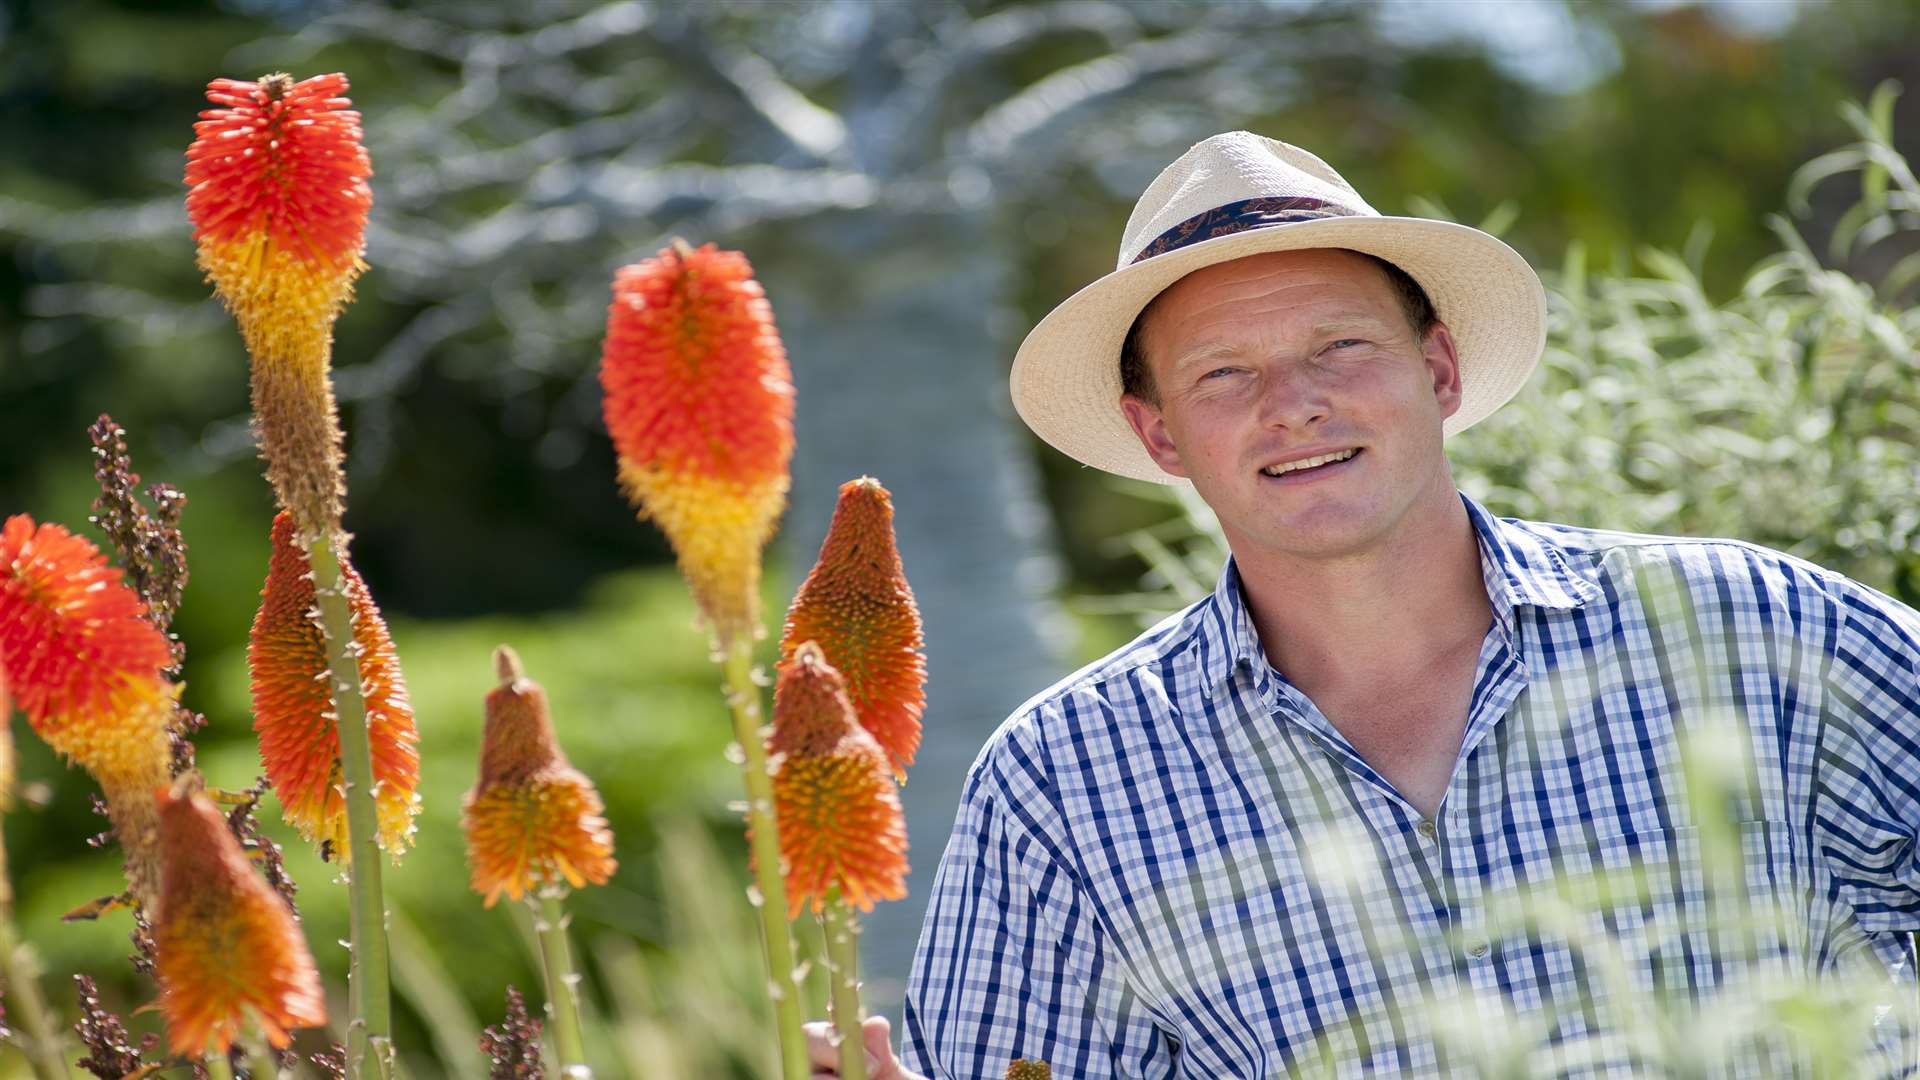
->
[[1119, 248, 1463, 563]]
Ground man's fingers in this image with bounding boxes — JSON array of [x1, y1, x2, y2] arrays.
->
[[804, 1020, 841, 1068], [804, 1016, 890, 1074], [863, 1015, 896, 1067]]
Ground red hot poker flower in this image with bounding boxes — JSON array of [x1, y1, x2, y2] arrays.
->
[[186, 73, 371, 282], [0, 515, 175, 785], [462, 646, 617, 907], [781, 477, 925, 778], [185, 72, 372, 536], [769, 642, 907, 918], [0, 515, 175, 904], [599, 241, 795, 642], [249, 512, 419, 858], [153, 784, 326, 1055]]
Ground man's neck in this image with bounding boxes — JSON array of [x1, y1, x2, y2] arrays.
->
[[1230, 489, 1493, 692]]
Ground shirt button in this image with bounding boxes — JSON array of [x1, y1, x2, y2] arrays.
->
[[1415, 820, 1437, 842], [1466, 940, 1490, 959]]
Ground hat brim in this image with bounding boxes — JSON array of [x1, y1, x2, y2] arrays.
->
[[1010, 216, 1547, 485]]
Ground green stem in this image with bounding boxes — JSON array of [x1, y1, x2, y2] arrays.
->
[[0, 904, 69, 1080], [533, 893, 591, 1078], [306, 536, 393, 1080], [241, 1030, 279, 1079], [720, 634, 809, 1080], [204, 1053, 235, 1080], [822, 891, 867, 1080]]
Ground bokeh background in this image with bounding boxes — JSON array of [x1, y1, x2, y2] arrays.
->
[[3, 0, 1919, 1076]]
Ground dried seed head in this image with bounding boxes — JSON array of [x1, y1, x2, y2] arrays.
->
[[249, 512, 419, 858], [781, 477, 925, 777], [600, 242, 795, 642], [479, 986, 545, 1080]]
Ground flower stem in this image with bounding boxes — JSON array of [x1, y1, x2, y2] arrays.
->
[[306, 535, 393, 1080], [822, 890, 867, 1080], [242, 1030, 279, 1079], [533, 893, 591, 1078], [204, 1053, 234, 1080], [0, 882, 70, 1079], [720, 633, 809, 1080]]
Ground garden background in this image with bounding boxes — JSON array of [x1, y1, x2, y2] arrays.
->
[[2, 0, 1919, 1076]]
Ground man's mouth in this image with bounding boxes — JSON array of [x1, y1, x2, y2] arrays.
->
[[1260, 447, 1360, 479]]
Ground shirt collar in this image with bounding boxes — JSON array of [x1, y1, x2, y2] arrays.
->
[[1196, 492, 1605, 697]]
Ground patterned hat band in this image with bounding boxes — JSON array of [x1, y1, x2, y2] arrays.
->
[[1129, 195, 1359, 265]]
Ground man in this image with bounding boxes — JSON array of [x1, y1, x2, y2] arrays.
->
[[808, 133, 1920, 1077]]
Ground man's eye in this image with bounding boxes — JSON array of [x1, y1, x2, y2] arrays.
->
[[1330, 338, 1364, 350], [1202, 366, 1239, 379]]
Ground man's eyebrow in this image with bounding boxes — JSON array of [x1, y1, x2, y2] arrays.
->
[[1167, 315, 1400, 372], [1167, 342, 1242, 372]]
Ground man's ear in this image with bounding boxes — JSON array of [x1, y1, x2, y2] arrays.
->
[[1120, 394, 1189, 479], [1421, 321, 1464, 419]]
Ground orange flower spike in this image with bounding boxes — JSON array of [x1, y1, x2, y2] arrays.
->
[[0, 515, 175, 780], [0, 673, 12, 813], [781, 477, 926, 778], [0, 515, 176, 906], [462, 646, 616, 908], [769, 642, 908, 918], [153, 783, 326, 1056], [250, 512, 419, 858], [600, 242, 796, 642], [185, 72, 372, 536]]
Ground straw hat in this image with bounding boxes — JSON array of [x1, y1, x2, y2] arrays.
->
[[1009, 132, 1546, 484]]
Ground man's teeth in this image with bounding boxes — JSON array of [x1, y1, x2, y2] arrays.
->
[[1262, 448, 1357, 477]]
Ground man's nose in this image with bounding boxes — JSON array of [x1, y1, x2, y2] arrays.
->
[[1256, 365, 1330, 430]]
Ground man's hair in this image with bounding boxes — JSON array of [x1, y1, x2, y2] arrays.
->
[[1118, 251, 1438, 405]]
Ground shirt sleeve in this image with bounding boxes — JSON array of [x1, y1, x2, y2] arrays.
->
[[900, 730, 1175, 1079], [1816, 573, 1920, 934]]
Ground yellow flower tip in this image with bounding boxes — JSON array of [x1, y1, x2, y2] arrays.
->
[[153, 784, 326, 1056], [780, 477, 926, 777], [1006, 1060, 1053, 1080], [769, 643, 908, 917], [617, 461, 784, 642], [249, 512, 419, 860], [600, 242, 795, 641], [462, 650, 616, 907]]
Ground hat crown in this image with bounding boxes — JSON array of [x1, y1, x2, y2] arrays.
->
[[1118, 132, 1379, 272]]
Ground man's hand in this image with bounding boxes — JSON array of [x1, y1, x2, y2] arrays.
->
[[805, 1015, 928, 1080]]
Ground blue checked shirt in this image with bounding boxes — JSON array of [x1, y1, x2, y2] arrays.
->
[[902, 495, 1920, 1077]]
